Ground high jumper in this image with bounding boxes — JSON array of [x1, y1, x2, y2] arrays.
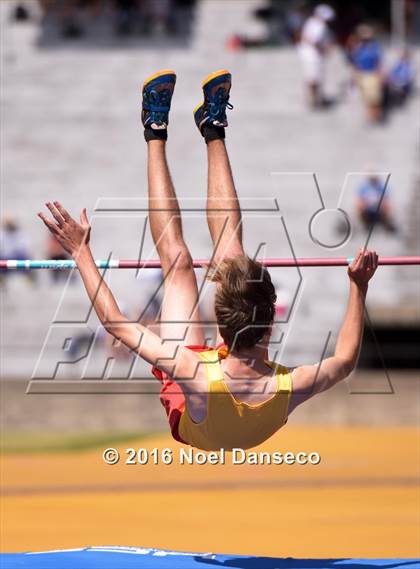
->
[[39, 70, 380, 451]]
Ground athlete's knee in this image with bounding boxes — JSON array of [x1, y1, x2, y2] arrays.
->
[[161, 244, 193, 273], [213, 240, 244, 265]]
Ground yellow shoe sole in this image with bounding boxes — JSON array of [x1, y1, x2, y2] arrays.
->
[[143, 69, 176, 88], [193, 101, 203, 115], [202, 69, 231, 87], [193, 70, 231, 114]]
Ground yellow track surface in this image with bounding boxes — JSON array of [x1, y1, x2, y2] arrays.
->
[[1, 427, 419, 557]]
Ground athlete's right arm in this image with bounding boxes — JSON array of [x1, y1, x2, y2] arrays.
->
[[38, 202, 201, 382], [288, 249, 378, 413]]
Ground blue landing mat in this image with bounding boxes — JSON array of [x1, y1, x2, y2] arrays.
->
[[1, 547, 419, 569]]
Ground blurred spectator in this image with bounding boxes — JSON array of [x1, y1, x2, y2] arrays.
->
[[298, 4, 336, 109], [284, 3, 307, 44], [45, 233, 73, 284], [135, 0, 173, 36], [0, 216, 36, 285], [349, 24, 384, 123], [356, 175, 397, 233], [114, 0, 136, 36], [342, 28, 361, 101], [170, 0, 196, 37], [12, 3, 31, 21], [37, 0, 195, 40], [386, 48, 415, 108], [39, 0, 85, 38]]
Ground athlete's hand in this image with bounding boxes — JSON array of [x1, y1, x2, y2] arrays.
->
[[38, 202, 91, 258], [348, 249, 378, 289]]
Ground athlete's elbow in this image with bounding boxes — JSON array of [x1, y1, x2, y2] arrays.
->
[[101, 312, 126, 336], [102, 321, 117, 337], [340, 357, 357, 378]]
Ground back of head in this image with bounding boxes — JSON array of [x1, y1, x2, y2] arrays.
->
[[209, 256, 276, 352]]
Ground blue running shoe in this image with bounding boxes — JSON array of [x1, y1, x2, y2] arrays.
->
[[142, 70, 176, 130], [194, 70, 232, 133]]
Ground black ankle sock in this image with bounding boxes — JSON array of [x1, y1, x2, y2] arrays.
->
[[202, 123, 225, 143], [144, 126, 167, 142]]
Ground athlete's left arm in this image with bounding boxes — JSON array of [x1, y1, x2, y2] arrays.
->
[[38, 202, 199, 380], [288, 249, 378, 413]]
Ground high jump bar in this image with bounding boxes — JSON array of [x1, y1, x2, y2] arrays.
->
[[1, 256, 419, 269]]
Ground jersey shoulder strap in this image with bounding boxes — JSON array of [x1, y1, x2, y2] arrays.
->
[[198, 350, 224, 383], [265, 360, 292, 394]]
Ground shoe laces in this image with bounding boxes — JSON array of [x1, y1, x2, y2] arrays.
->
[[145, 88, 172, 125], [208, 87, 233, 120]]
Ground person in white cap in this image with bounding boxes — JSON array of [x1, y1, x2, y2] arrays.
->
[[298, 3, 336, 108]]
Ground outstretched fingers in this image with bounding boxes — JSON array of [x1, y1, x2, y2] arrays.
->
[[38, 211, 62, 235], [45, 202, 65, 226], [53, 201, 71, 222], [80, 207, 89, 226]]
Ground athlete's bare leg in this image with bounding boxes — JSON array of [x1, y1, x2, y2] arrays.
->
[[147, 140, 204, 346], [206, 139, 244, 264], [193, 71, 244, 265]]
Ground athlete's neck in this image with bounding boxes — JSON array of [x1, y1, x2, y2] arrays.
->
[[227, 344, 270, 366]]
